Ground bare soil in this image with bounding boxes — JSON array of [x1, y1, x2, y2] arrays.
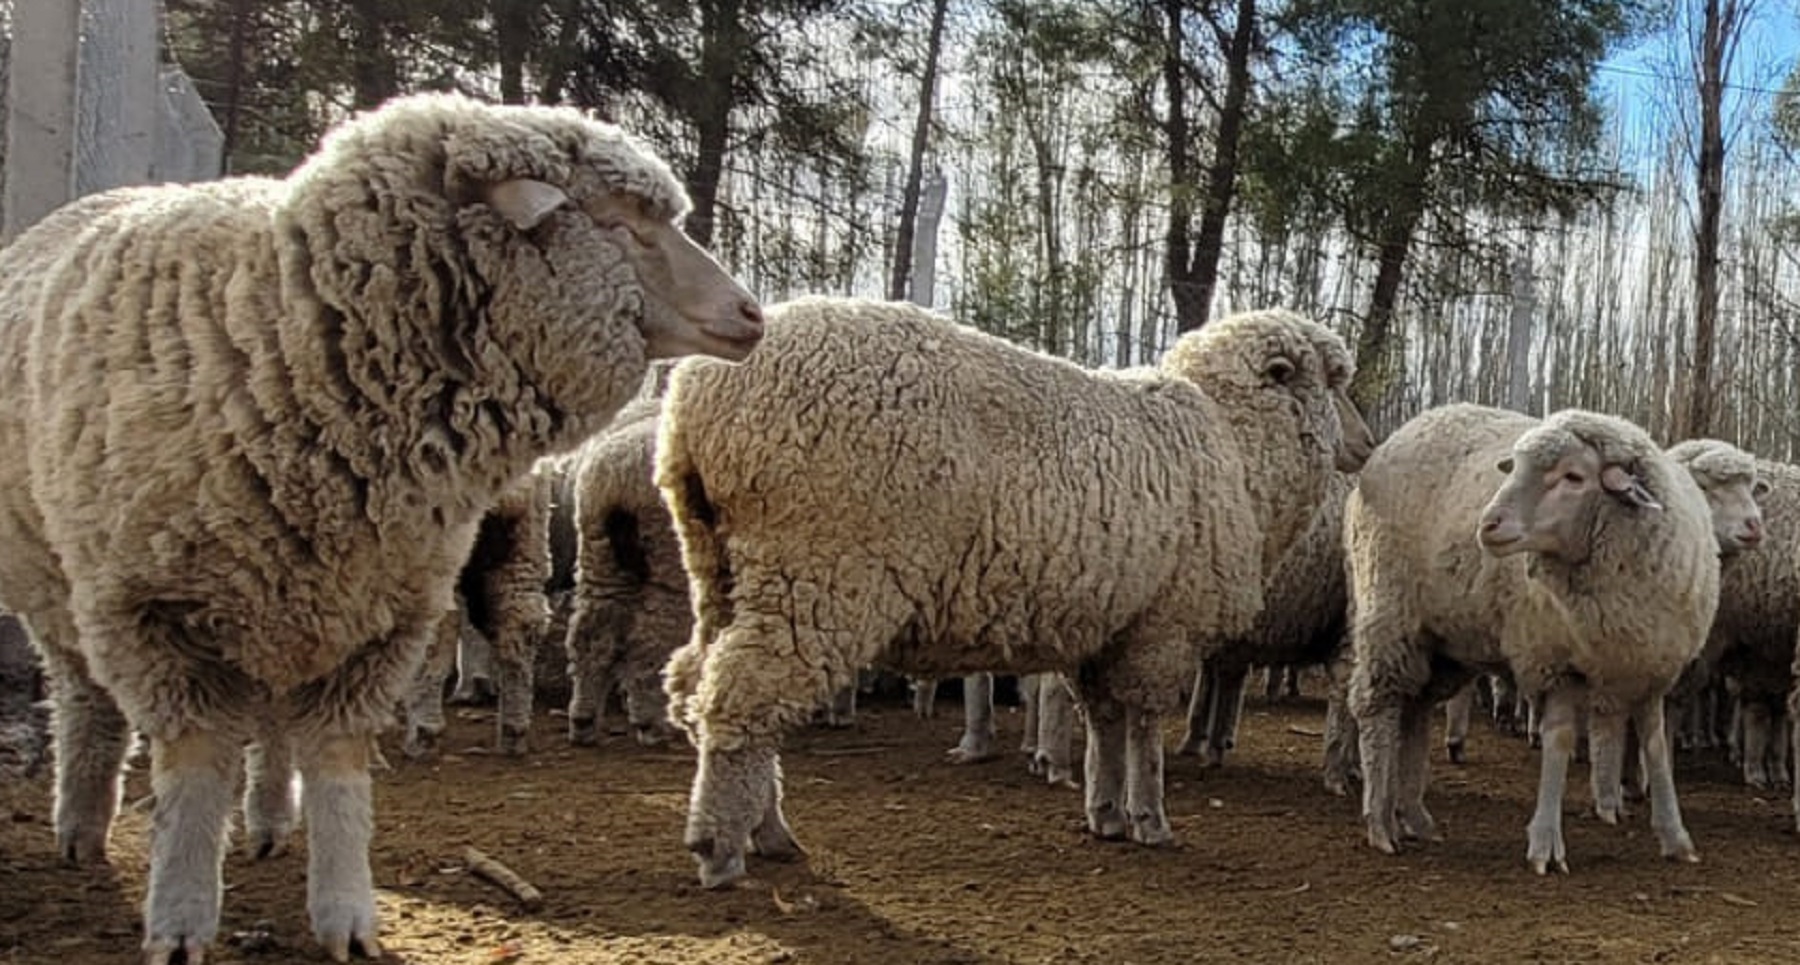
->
[[6, 686, 1800, 965]]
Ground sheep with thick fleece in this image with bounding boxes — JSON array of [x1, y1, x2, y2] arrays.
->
[[1659, 443, 1794, 795], [563, 383, 688, 747], [1348, 404, 1718, 874], [0, 92, 762, 961], [657, 297, 1373, 887], [1178, 472, 1353, 770]]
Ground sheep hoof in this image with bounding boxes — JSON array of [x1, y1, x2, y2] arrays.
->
[[1174, 735, 1203, 757], [568, 717, 600, 747], [1594, 804, 1621, 826], [57, 824, 109, 866], [944, 743, 998, 765], [1130, 816, 1174, 847], [402, 727, 440, 761], [1528, 856, 1569, 876], [1199, 746, 1227, 770], [1445, 741, 1466, 765], [1087, 805, 1130, 841], [144, 934, 208, 965], [248, 832, 290, 860], [1365, 824, 1400, 855], [632, 724, 672, 747], [689, 838, 748, 890], [497, 725, 530, 757]]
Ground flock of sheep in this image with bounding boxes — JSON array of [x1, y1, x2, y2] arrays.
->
[[0, 92, 1793, 964]]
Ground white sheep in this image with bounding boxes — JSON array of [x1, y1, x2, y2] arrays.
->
[[0, 92, 762, 962], [656, 296, 1373, 888], [1347, 404, 1718, 874]]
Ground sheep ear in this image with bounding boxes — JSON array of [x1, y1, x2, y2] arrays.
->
[[1601, 464, 1662, 512], [485, 178, 568, 230]]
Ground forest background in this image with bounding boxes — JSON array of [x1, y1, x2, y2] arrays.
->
[[152, 0, 1800, 451]]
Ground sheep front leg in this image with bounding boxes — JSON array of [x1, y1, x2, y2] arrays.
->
[[945, 673, 998, 763], [1526, 687, 1580, 874], [493, 619, 540, 756], [402, 612, 459, 759], [1443, 683, 1474, 765], [685, 741, 787, 888], [1322, 690, 1360, 796], [1740, 699, 1775, 790], [299, 733, 382, 961], [563, 607, 615, 747], [1587, 703, 1629, 824], [143, 729, 240, 965], [41, 647, 129, 865], [243, 733, 298, 859], [1082, 697, 1129, 840], [1124, 705, 1171, 845], [1632, 695, 1698, 864]]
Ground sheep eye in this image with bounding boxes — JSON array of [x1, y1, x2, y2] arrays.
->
[[1563, 471, 1585, 485], [1496, 457, 1514, 473]]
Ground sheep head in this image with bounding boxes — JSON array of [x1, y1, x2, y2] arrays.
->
[[1477, 412, 1667, 563], [1664, 439, 1767, 556]]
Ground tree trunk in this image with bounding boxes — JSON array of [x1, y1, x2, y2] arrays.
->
[[220, 0, 253, 164], [888, 0, 950, 301], [684, 0, 744, 249], [1184, 0, 1258, 330], [347, 0, 399, 109], [1687, 0, 1738, 440], [1158, 0, 1202, 331], [494, 0, 533, 104], [1349, 128, 1432, 414]]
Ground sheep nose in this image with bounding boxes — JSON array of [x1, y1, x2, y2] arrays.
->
[[1741, 519, 1764, 545]]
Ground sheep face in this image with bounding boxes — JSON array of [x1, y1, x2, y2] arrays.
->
[[484, 183, 764, 361], [1476, 437, 1663, 562], [1664, 440, 1767, 556]]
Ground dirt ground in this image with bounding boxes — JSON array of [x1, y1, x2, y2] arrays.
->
[[6, 683, 1800, 965]]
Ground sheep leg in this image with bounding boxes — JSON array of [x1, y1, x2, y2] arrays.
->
[[1199, 663, 1249, 769], [1021, 673, 1043, 761], [1034, 674, 1079, 789], [820, 682, 858, 728], [911, 677, 939, 718], [685, 742, 783, 888], [299, 733, 382, 961], [1772, 710, 1792, 790], [243, 733, 298, 859], [1791, 678, 1800, 831], [1395, 696, 1438, 842], [493, 621, 538, 757], [1443, 682, 1473, 765], [403, 612, 459, 759], [1124, 705, 1171, 846], [624, 669, 675, 746], [143, 729, 240, 965], [1632, 695, 1698, 864], [41, 645, 129, 865], [1587, 704, 1629, 824], [1526, 687, 1579, 874], [1741, 699, 1774, 790], [945, 673, 998, 763], [564, 633, 613, 747], [1082, 697, 1130, 840], [747, 749, 801, 861], [1175, 661, 1210, 757], [449, 621, 495, 705], [1322, 688, 1360, 796], [1619, 718, 1646, 802], [1356, 699, 1403, 854]]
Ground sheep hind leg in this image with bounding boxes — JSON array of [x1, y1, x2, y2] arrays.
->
[[1526, 687, 1580, 875], [1203, 664, 1250, 769], [1587, 704, 1629, 825], [299, 733, 382, 961], [1355, 700, 1404, 855], [493, 627, 538, 757], [143, 729, 241, 965], [945, 673, 998, 763], [1082, 697, 1130, 840], [1034, 674, 1079, 789], [1175, 661, 1210, 757], [1633, 695, 1698, 864], [1124, 705, 1171, 846], [243, 733, 298, 859], [402, 612, 458, 759], [1443, 682, 1473, 765], [41, 645, 129, 865], [1395, 697, 1438, 842], [1740, 700, 1774, 790], [747, 749, 802, 861]]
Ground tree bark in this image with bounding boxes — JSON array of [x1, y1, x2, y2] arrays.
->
[[1183, 0, 1257, 331], [888, 0, 950, 301], [683, 0, 745, 249], [494, 0, 533, 104], [1159, 0, 1202, 330], [1686, 0, 1739, 440]]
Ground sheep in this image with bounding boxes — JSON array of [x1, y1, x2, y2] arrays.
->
[[656, 296, 1373, 888], [1177, 472, 1353, 770], [1659, 442, 1789, 793], [1018, 672, 1080, 788], [0, 92, 763, 962], [1347, 404, 1719, 874], [562, 379, 689, 748]]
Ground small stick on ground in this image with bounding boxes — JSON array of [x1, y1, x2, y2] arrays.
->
[[464, 846, 544, 911]]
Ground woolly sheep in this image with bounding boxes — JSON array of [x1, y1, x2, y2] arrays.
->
[[563, 381, 689, 748], [1177, 472, 1353, 770], [1662, 442, 1791, 794], [656, 296, 1373, 888], [1347, 404, 1719, 874], [0, 92, 762, 962]]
